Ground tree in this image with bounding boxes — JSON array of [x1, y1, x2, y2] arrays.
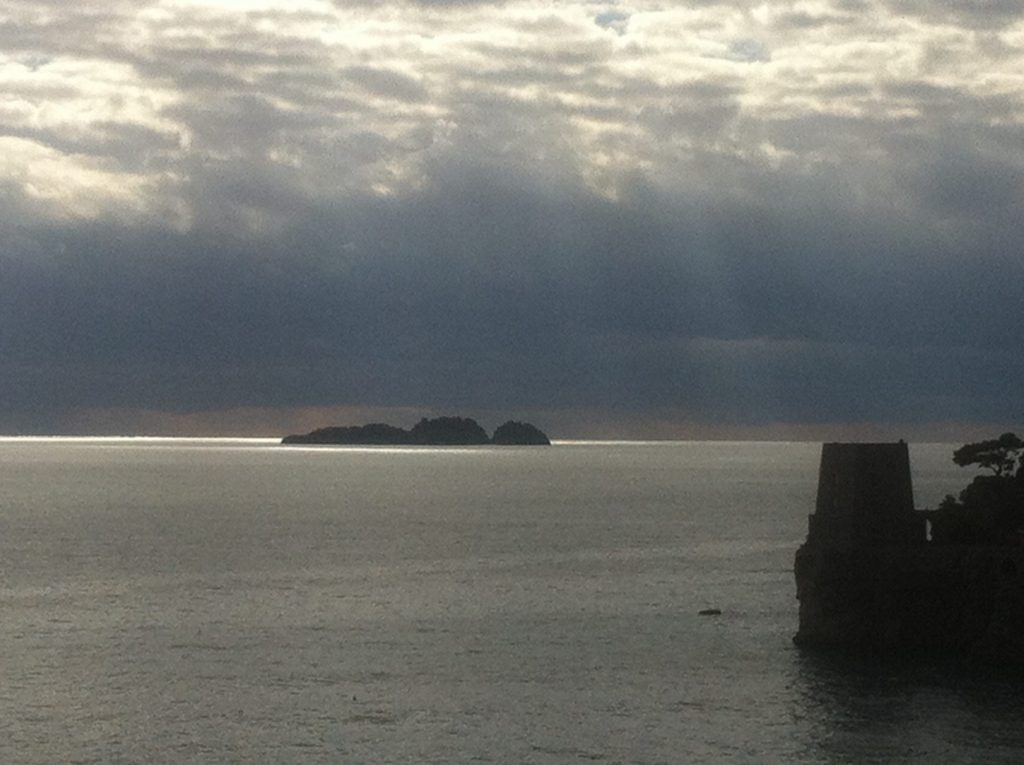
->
[[933, 433, 1024, 544], [952, 432, 1023, 477]]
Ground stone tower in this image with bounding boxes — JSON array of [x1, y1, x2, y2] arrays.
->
[[806, 442, 922, 547]]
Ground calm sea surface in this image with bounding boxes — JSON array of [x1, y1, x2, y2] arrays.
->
[[2, 439, 1023, 763]]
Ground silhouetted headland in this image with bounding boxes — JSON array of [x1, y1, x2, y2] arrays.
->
[[282, 416, 550, 446], [795, 436, 1024, 664]]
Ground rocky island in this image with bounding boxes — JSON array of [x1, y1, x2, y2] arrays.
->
[[282, 416, 550, 446], [794, 437, 1024, 663]]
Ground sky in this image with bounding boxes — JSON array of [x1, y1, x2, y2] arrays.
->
[[1, 0, 1023, 439]]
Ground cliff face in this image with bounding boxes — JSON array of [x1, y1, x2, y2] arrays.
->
[[795, 544, 1024, 660], [794, 442, 1024, 663]]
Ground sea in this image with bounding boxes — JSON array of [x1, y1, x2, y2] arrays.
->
[[2, 438, 1024, 764]]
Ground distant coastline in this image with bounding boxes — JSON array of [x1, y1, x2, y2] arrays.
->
[[282, 416, 551, 446]]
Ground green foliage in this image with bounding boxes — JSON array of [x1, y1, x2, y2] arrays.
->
[[952, 432, 1024, 477], [933, 433, 1024, 544]]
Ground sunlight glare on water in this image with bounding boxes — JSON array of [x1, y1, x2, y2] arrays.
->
[[0, 439, 1020, 763]]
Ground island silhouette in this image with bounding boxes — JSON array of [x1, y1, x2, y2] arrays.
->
[[282, 416, 550, 446]]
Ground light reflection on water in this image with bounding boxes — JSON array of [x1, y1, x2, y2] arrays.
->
[[0, 439, 1019, 763], [791, 650, 1024, 762]]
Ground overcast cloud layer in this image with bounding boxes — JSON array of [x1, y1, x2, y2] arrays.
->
[[2, 0, 1023, 437]]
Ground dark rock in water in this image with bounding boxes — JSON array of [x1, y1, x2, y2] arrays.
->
[[409, 416, 489, 445], [698, 608, 722, 616], [491, 420, 551, 445]]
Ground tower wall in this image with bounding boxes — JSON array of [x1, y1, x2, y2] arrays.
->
[[808, 442, 922, 547]]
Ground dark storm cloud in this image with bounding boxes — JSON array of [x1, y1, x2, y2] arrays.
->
[[636, 81, 742, 141], [2, 0, 1024, 434], [911, 150, 1023, 218], [881, 0, 1024, 28], [0, 121, 181, 171], [4, 152, 1024, 432], [771, 9, 856, 30], [342, 66, 427, 102]]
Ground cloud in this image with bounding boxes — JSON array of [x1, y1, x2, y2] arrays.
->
[[879, 0, 1024, 29], [342, 65, 427, 102], [4, 158, 1023, 432], [1, 0, 1023, 434]]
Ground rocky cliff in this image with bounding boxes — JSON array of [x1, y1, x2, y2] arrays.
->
[[795, 544, 1024, 660]]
